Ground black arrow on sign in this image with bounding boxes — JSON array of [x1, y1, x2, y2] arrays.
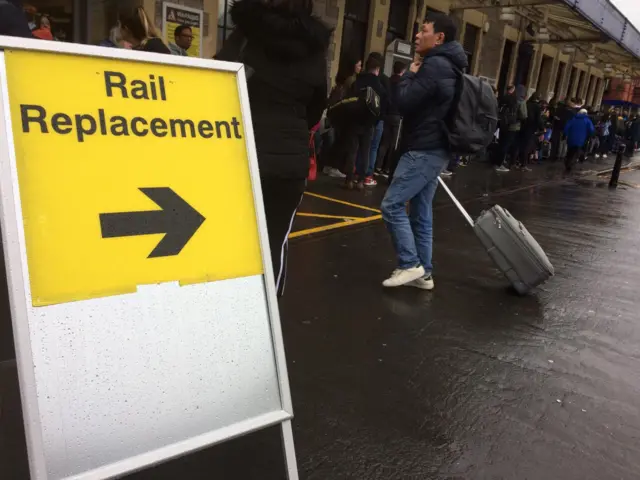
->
[[99, 188, 205, 258]]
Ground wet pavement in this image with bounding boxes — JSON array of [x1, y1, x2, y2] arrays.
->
[[3, 158, 640, 479]]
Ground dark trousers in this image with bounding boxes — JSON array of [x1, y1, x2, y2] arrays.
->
[[375, 116, 402, 171], [499, 129, 519, 166], [344, 126, 374, 182], [550, 128, 563, 160], [599, 135, 612, 154], [322, 127, 349, 171], [565, 146, 584, 171], [260, 177, 306, 297]]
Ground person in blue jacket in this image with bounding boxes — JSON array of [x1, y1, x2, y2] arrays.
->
[[564, 108, 595, 172]]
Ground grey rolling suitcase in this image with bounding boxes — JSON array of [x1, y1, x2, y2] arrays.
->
[[438, 178, 554, 294]]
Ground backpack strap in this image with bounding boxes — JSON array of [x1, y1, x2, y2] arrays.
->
[[443, 62, 464, 132]]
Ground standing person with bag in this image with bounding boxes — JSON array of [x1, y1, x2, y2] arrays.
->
[[216, 0, 330, 297], [344, 54, 386, 190], [321, 56, 362, 178], [496, 85, 523, 172], [380, 12, 468, 289]]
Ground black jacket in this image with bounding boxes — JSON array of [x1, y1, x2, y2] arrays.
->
[[387, 73, 403, 117], [0, 0, 33, 38], [352, 72, 387, 126], [524, 99, 544, 134], [397, 41, 468, 153], [216, 0, 331, 179]]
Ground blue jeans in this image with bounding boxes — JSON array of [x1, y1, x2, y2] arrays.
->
[[358, 120, 384, 178], [381, 150, 448, 271]]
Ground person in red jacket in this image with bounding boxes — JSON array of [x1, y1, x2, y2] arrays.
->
[[32, 15, 54, 40]]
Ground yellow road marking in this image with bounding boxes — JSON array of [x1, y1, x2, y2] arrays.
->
[[303, 192, 381, 213], [290, 215, 382, 239], [296, 212, 363, 220]]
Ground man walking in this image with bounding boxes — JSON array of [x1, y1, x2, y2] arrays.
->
[[564, 108, 595, 172], [381, 12, 467, 290]]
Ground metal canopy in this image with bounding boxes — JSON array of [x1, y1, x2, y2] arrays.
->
[[450, 0, 640, 75]]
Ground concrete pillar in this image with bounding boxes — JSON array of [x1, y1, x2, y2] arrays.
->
[[471, 23, 484, 76], [507, 21, 525, 86], [365, 0, 391, 57], [202, 0, 218, 58], [328, 0, 347, 87]]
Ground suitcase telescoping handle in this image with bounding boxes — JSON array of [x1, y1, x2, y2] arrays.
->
[[437, 177, 475, 228]]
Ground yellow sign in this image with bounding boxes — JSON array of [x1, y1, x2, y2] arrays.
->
[[163, 3, 203, 58], [4, 49, 263, 306]]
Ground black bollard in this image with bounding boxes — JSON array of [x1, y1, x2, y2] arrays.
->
[[609, 142, 626, 188]]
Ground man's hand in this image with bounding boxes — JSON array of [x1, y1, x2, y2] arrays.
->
[[410, 60, 422, 74]]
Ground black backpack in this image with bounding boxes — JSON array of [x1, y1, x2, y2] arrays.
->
[[445, 69, 499, 155], [499, 102, 518, 128], [327, 86, 381, 126]]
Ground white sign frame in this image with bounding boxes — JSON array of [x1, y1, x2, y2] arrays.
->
[[0, 36, 298, 480], [162, 2, 204, 58]]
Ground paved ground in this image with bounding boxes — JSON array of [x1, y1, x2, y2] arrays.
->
[[3, 156, 640, 479]]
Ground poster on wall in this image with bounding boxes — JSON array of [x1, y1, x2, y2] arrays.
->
[[162, 2, 204, 58]]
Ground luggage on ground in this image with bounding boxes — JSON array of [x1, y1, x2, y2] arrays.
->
[[438, 178, 554, 294]]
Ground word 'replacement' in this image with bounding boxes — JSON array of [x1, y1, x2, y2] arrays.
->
[[18, 71, 244, 143]]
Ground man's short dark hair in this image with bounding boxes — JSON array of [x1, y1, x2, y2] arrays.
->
[[393, 61, 407, 75], [425, 12, 457, 43], [175, 24, 191, 37], [368, 52, 384, 63], [365, 54, 383, 72]]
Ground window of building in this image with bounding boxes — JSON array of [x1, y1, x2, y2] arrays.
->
[[567, 67, 578, 97], [386, 0, 410, 46], [462, 23, 480, 73], [217, 0, 233, 48], [340, 0, 370, 66], [576, 70, 586, 99]]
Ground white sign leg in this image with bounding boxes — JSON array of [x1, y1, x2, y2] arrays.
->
[[281, 420, 299, 480]]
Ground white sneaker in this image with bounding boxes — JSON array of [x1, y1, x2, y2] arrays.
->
[[327, 167, 346, 178], [603, 154, 608, 159], [495, 165, 510, 172], [408, 275, 435, 290], [595, 154, 601, 159], [382, 266, 426, 288]]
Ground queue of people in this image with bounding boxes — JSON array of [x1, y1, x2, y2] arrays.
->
[[494, 88, 640, 174]]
